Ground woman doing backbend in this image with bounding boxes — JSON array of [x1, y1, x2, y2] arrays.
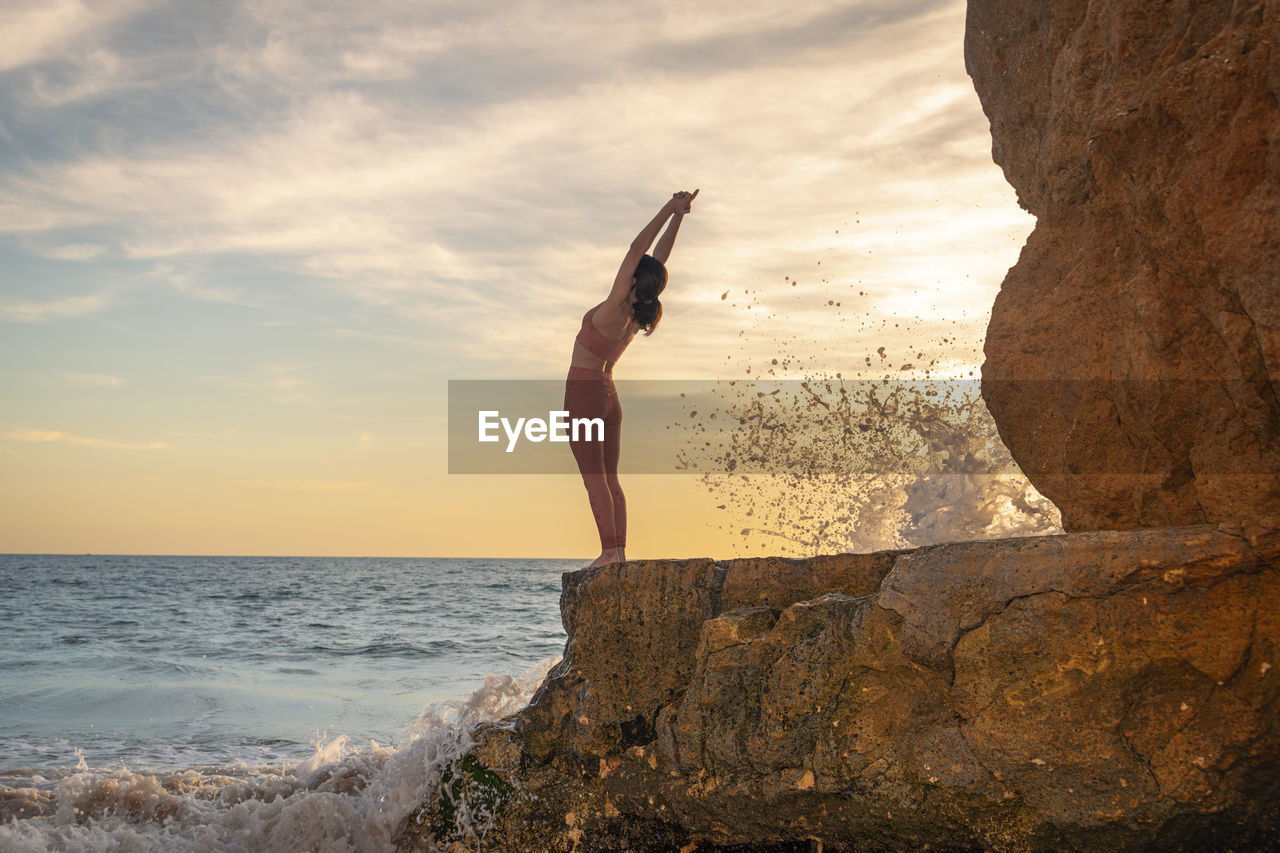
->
[[565, 189, 698, 569]]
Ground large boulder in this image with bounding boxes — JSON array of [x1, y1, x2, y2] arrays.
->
[[966, 0, 1280, 531]]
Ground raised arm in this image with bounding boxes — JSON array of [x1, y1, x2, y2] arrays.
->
[[653, 188, 696, 265], [651, 212, 683, 265], [605, 191, 697, 306]]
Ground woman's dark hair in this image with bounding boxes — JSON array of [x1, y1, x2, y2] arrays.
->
[[631, 253, 667, 335]]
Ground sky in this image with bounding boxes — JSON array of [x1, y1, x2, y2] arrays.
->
[[0, 0, 1035, 558]]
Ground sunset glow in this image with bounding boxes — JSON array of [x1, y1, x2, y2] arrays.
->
[[0, 0, 1032, 557]]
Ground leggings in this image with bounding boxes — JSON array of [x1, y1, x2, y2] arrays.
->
[[564, 367, 625, 550]]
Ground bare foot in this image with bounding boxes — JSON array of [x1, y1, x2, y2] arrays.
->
[[583, 547, 625, 569]]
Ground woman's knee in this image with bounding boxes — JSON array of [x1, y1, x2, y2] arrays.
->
[[580, 472, 607, 488]]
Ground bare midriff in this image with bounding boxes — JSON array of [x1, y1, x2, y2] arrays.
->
[[570, 302, 636, 372], [569, 342, 616, 373]]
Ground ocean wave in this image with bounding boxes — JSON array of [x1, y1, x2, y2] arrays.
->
[[289, 639, 468, 660], [0, 658, 557, 853]]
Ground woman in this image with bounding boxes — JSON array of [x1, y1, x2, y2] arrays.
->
[[566, 189, 697, 568]]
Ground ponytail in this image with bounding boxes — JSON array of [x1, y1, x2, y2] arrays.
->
[[631, 254, 667, 335]]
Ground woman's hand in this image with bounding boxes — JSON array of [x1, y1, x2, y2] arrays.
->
[[669, 189, 698, 215]]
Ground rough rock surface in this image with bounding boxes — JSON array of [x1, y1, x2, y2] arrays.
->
[[397, 522, 1280, 852], [966, 0, 1280, 530]]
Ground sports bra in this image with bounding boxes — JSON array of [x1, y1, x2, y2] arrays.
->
[[576, 305, 630, 362]]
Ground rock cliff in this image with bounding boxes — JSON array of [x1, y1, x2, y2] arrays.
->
[[397, 521, 1280, 851], [966, 0, 1280, 531]]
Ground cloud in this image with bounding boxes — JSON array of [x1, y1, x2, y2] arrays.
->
[[0, 0, 1027, 382], [0, 0, 137, 73], [37, 242, 109, 261], [61, 372, 126, 388], [26, 48, 127, 106], [3, 426, 170, 449], [0, 293, 110, 323], [167, 426, 239, 439], [234, 477, 381, 493], [225, 364, 316, 403], [151, 262, 259, 306]]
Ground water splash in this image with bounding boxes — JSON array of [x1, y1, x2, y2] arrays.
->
[[0, 659, 557, 853], [696, 283, 1062, 556], [295, 733, 351, 781]]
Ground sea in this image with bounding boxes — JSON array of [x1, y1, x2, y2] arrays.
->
[[0, 554, 573, 852]]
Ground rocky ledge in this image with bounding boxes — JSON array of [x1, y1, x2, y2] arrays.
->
[[398, 520, 1280, 851]]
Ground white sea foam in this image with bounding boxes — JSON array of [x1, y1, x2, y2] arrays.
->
[[0, 659, 556, 853]]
